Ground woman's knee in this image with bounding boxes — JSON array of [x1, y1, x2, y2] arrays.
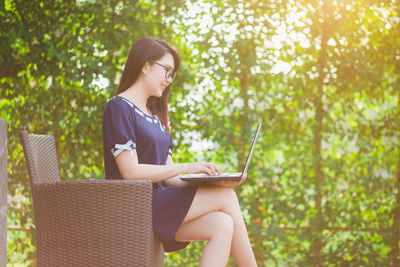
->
[[215, 187, 239, 209], [207, 211, 234, 241]]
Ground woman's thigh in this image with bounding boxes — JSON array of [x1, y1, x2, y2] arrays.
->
[[181, 185, 238, 225]]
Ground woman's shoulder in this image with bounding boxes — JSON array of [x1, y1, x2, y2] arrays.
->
[[103, 96, 136, 125], [102, 96, 137, 132], [104, 96, 136, 115], [106, 95, 133, 108]]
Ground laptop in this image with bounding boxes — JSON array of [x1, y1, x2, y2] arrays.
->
[[180, 122, 261, 182]]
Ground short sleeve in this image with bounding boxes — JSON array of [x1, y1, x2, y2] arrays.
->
[[102, 98, 137, 157], [168, 134, 173, 155]]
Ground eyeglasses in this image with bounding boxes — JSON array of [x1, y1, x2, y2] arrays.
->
[[149, 61, 176, 80]]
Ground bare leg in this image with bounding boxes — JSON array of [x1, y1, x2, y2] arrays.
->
[[175, 211, 233, 267], [175, 186, 257, 266]]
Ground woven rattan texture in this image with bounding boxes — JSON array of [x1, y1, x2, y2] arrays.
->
[[29, 133, 61, 183], [33, 180, 153, 266], [20, 131, 158, 266], [20, 131, 60, 184]]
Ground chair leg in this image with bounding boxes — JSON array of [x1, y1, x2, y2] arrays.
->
[[151, 234, 164, 267]]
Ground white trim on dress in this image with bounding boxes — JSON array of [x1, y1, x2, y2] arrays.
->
[[111, 140, 136, 157]]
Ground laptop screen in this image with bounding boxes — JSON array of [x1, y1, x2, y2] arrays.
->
[[241, 122, 261, 175]]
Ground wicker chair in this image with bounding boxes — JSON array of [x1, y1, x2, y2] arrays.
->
[[19, 131, 164, 267]]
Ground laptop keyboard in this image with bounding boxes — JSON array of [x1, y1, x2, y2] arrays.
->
[[182, 172, 242, 179]]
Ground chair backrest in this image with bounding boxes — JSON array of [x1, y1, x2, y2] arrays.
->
[[19, 131, 61, 185]]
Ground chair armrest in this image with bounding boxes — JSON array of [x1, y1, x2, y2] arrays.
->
[[31, 179, 153, 267]]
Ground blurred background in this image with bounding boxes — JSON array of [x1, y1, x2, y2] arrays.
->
[[1, 0, 399, 266]]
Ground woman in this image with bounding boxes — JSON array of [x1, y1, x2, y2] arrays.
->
[[102, 37, 257, 266]]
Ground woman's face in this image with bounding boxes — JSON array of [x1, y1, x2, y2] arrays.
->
[[144, 52, 175, 98]]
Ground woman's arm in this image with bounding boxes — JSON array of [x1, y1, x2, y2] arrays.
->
[[115, 149, 220, 183], [163, 155, 190, 187]]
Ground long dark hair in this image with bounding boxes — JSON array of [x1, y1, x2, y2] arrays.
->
[[115, 37, 180, 133]]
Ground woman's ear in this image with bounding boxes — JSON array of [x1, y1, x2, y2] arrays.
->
[[141, 61, 151, 75]]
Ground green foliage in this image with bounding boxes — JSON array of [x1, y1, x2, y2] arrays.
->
[[1, 0, 399, 266]]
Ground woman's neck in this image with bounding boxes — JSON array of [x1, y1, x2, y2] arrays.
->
[[119, 82, 151, 115]]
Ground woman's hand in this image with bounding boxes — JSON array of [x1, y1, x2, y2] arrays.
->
[[211, 173, 248, 188], [186, 162, 221, 176]]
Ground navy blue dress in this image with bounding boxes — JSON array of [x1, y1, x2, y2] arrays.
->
[[102, 96, 197, 252]]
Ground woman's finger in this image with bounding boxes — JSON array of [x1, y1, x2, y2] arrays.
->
[[206, 166, 214, 175], [213, 164, 221, 174], [211, 164, 220, 175], [206, 162, 219, 175]]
